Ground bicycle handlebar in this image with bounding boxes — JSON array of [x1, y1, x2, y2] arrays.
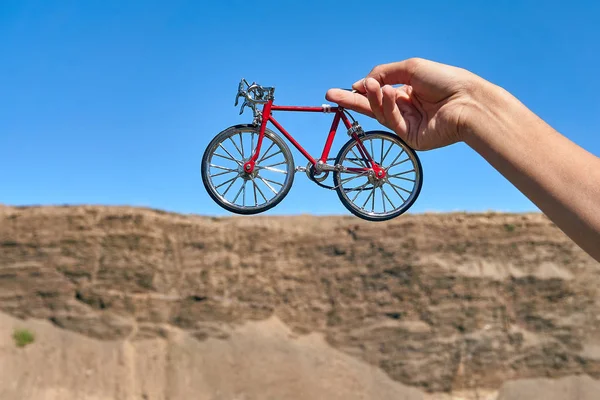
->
[[234, 78, 275, 117]]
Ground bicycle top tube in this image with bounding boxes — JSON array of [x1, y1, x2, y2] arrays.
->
[[270, 105, 340, 113]]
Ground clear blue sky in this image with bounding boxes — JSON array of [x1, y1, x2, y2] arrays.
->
[[1, 0, 598, 216]]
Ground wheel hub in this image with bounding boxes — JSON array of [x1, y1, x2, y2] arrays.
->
[[242, 160, 256, 174], [368, 172, 385, 188], [238, 163, 259, 180]]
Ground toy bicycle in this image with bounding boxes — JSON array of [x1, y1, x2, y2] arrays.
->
[[201, 79, 423, 221]]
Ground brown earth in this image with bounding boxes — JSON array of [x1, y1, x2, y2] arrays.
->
[[0, 204, 599, 399]]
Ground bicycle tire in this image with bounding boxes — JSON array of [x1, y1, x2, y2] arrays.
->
[[333, 131, 423, 221], [201, 124, 295, 215]]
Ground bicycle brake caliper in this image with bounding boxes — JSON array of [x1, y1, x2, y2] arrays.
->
[[347, 121, 364, 137]]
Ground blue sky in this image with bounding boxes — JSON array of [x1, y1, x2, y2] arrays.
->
[[1, 0, 598, 216]]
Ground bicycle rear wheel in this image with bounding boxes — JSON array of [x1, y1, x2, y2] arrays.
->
[[201, 124, 295, 214], [333, 131, 423, 221]]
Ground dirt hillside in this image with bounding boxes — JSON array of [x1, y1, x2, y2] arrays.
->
[[0, 205, 599, 399]]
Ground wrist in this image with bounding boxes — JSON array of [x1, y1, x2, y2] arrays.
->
[[459, 76, 520, 146]]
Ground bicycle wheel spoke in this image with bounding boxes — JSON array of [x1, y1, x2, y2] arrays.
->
[[389, 182, 406, 202], [259, 149, 282, 163], [252, 177, 268, 201], [251, 133, 255, 154], [371, 187, 375, 212], [263, 177, 283, 187], [211, 169, 236, 178], [243, 181, 247, 206], [232, 183, 245, 203], [361, 189, 374, 209], [391, 176, 416, 183], [381, 187, 396, 209], [388, 158, 410, 169], [340, 172, 367, 184], [253, 179, 258, 205], [370, 139, 374, 162], [239, 133, 245, 158], [346, 157, 365, 167], [381, 142, 393, 164], [380, 139, 384, 164], [218, 143, 242, 165], [258, 176, 278, 195], [210, 164, 237, 172], [389, 181, 412, 194], [215, 176, 238, 190], [228, 136, 244, 157], [263, 160, 287, 168], [256, 165, 287, 174], [350, 148, 367, 167], [386, 150, 405, 170], [381, 187, 386, 212], [349, 182, 370, 200], [221, 176, 239, 196], [257, 142, 276, 163], [389, 169, 415, 177], [213, 153, 239, 163]]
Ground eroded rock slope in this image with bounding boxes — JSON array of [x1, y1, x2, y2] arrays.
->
[[1, 205, 599, 395]]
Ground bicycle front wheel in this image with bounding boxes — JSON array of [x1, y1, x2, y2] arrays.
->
[[201, 124, 295, 215], [333, 131, 423, 221]]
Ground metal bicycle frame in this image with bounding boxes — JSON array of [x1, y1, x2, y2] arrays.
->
[[243, 100, 382, 176]]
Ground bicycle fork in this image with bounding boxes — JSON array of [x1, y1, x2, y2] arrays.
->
[[242, 100, 273, 174]]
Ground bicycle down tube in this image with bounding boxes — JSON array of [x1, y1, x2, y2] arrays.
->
[[243, 100, 376, 174]]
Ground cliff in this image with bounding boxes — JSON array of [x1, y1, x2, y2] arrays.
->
[[1, 205, 599, 399]]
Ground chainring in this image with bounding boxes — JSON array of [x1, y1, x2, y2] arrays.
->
[[306, 161, 329, 182]]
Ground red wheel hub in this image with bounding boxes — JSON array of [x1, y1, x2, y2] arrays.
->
[[243, 160, 255, 174], [372, 165, 386, 179]]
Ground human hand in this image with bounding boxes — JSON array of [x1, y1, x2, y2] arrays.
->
[[332, 58, 600, 262], [326, 58, 484, 150]]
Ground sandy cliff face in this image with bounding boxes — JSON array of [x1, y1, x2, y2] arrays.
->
[[0, 205, 599, 399]]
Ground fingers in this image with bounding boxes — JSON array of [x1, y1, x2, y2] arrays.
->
[[369, 58, 423, 86], [364, 77, 385, 124], [352, 58, 426, 89], [328, 83, 418, 147], [329, 82, 410, 129], [381, 84, 404, 133], [396, 86, 423, 143], [363, 78, 406, 134], [332, 79, 411, 138], [351, 77, 367, 92], [325, 89, 374, 118]]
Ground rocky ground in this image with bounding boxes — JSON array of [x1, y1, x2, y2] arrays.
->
[[0, 204, 599, 399]]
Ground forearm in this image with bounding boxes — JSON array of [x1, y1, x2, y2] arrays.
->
[[463, 80, 600, 261]]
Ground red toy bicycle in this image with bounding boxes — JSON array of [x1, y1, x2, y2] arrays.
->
[[201, 79, 423, 221]]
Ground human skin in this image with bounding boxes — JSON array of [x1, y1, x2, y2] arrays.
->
[[325, 58, 600, 262]]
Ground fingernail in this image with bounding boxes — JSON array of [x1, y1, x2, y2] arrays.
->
[[352, 78, 367, 91]]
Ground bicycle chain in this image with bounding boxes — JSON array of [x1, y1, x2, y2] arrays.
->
[[307, 158, 376, 192]]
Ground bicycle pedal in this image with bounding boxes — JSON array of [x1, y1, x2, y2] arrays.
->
[[295, 166, 307, 173]]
